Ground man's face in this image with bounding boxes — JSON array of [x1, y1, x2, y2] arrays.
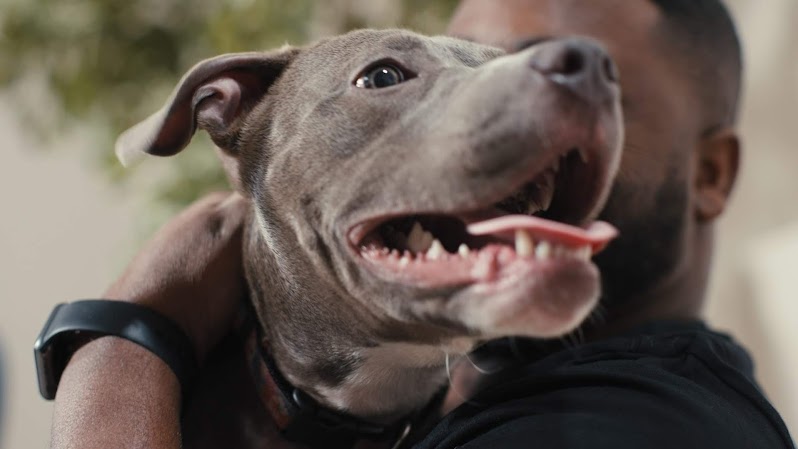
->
[[448, 0, 706, 308]]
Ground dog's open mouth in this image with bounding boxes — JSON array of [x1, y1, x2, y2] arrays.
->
[[349, 147, 618, 289]]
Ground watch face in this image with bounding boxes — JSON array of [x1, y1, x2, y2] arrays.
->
[[34, 303, 68, 400], [34, 341, 56, 400]]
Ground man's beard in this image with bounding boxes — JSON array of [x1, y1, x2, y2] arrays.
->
[[594, 171, 689, 310]]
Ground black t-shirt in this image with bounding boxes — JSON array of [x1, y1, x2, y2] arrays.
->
[[414, 321, 795, 449]]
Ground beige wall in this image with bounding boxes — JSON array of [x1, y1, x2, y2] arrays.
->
[[705, 0, 798, 436], [0, 97, 141, 448], [1, 1, 796, 447]]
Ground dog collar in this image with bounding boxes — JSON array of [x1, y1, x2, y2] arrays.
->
[[243, 323, 444, 449]]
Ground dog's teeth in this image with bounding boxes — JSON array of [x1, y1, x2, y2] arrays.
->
[[426, 239, 445, 260], [406, 222, 424, 252], [399, 256, 410, 267], [535, 241, 552, 260], [514, 230, 534, 257], [421, 231, 435, 251], [540, 190, 554, 212], [407, 222, 434, 253], [458, 244, 470, 258], [525, 201, 541, 215]]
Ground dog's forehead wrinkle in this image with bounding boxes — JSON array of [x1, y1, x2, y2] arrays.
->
[[380, 34, 426, 52], [430, 35, 506, 67]]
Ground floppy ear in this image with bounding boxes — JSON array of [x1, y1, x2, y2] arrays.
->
[[115, 47, 299, 166]]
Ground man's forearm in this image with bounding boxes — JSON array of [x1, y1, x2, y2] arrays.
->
[[50, 337, 183, 449]]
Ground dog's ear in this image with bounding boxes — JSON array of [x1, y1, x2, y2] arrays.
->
[[115, 48, 299, 166]]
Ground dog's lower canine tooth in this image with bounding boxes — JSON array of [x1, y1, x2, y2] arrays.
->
[[536, 241, 552, 260], [458, 244, 470, 258], [427, 239, 445, 260], [515, 230, 534, 257]]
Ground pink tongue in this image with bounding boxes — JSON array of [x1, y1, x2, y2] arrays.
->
[[467, 215, 618, 251]]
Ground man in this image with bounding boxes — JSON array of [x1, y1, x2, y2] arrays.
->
[[48, 0, 795, 448]]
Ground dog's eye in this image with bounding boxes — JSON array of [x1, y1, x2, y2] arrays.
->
[[355, 64, 406, 89]]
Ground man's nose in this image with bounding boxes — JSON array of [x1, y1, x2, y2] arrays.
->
[[524, 38, 619, 104]]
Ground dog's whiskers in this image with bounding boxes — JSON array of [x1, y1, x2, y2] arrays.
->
[[464, 352, 504, 375], [573, 326, 585, 346], [445, 353, 484, 407], [559, 324, 586, 349], [588, 301, 608, 327]]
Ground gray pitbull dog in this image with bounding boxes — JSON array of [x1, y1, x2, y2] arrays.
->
[[117, 29, 622, 429]]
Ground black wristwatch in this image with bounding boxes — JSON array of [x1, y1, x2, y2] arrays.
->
[[34, 300, 198, 400]]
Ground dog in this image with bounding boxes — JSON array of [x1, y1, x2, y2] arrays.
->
[[117, 29, 623, 447]]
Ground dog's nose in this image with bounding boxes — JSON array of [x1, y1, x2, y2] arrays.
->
[[526, 38, 619, 104]]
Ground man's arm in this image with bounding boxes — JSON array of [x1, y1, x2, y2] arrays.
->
[[51, 338, 182, 449], [49, 192, 248, 449]]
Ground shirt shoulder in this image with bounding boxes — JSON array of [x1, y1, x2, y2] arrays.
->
[[413, 321, 795, 449]]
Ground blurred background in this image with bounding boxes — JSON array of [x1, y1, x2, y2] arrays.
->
[[0, 0, 795, 447]]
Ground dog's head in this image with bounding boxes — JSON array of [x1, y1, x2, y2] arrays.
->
[[119, 29, 623, 357]]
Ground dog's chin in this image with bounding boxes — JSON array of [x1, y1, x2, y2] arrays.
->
[[446, 254, 600, 339]]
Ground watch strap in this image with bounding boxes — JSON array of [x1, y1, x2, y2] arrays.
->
[[34, 300, 198, 400]]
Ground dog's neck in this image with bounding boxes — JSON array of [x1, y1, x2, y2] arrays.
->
[[293, 343, 452, 422], [261, 321, 467, 423]]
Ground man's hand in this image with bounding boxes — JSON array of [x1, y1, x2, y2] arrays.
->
[[104, 191, 249, 362], [51, 192, 249, 449]]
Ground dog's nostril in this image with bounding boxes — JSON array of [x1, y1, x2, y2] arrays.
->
[[602, 56, 619, 83], [560, 49, 585, 76], [529, 45, 588, 78]]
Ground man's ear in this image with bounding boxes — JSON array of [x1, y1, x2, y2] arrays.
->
[[694, 127, 740, 222], [115, 47, 300, 167]]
